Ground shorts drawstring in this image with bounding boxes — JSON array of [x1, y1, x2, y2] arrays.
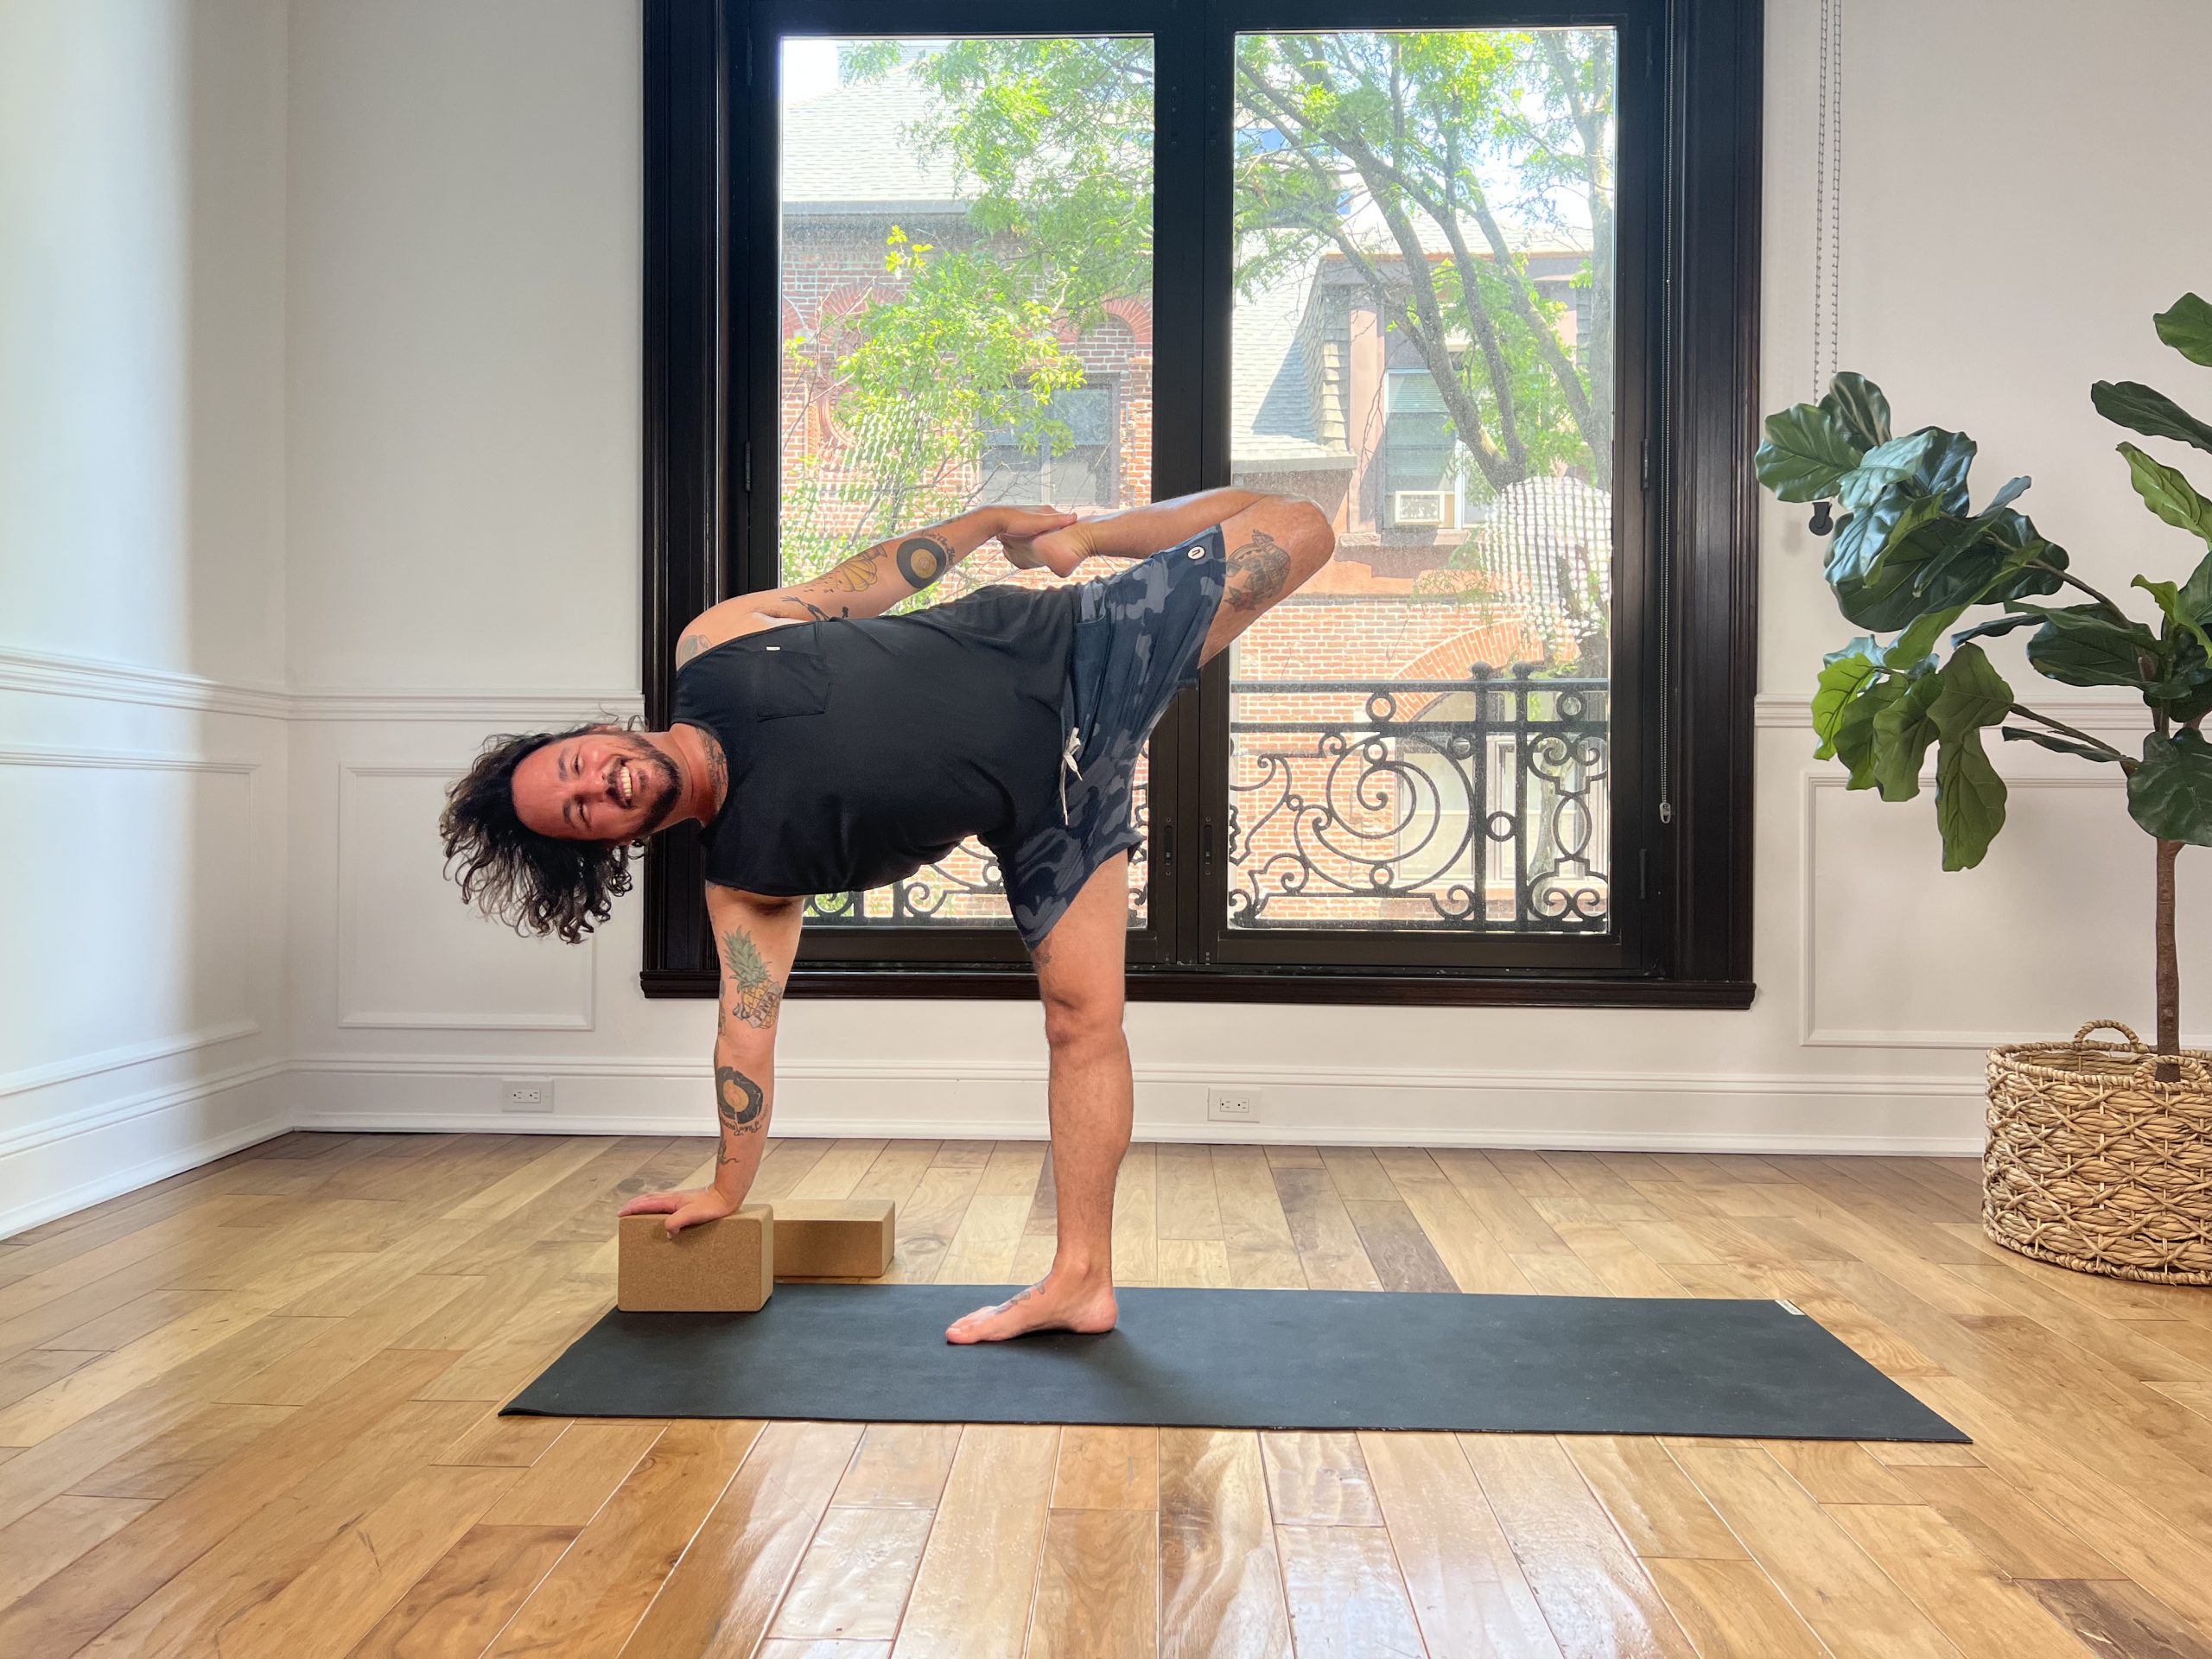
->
[[1059, 725, 1084, 824]]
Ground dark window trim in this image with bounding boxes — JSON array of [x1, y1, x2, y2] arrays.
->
[[639, 0, 1761, 1007]]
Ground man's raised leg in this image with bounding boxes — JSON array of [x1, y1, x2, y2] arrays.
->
[[1198, 494, 1338, 666], [945, 852, 1132, 1344]]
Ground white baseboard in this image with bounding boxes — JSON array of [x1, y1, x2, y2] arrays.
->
[[0, 1059, 293, 1237], [292, 1107, 1984, 1156], [288, 1058, 1988, 1157]]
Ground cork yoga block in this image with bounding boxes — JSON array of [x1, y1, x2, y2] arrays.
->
[[773, 1199, 896, 1280], [617, 1206, 773, 1313]]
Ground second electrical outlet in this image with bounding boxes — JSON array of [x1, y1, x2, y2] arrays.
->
[[1206, 1086, 1263, 1124]]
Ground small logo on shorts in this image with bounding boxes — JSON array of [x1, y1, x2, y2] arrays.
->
[[1187, 546, 1205, 559]]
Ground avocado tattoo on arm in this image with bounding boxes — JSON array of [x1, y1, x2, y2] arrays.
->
[[714, 1065, 766, 1166], [894, 535, 950, 589], [722, 927, 782, 1029]]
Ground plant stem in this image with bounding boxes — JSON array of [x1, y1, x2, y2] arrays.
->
[[2006, 703, 2133, 764], [2024, 558, 2133, 620], [2155, 837, 2181, 1077]]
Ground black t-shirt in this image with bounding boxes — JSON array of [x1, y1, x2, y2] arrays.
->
[[671, 582, 1080, 897]]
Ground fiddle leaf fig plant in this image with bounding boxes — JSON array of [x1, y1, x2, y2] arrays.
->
[[1757, 294, 2212, 1058]]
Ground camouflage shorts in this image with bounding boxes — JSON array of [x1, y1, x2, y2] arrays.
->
[[998, 526, 1227, 947]]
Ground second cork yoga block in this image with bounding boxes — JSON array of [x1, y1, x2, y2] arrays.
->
[[618, 1205, 773, 1312], [773, 1200, 896, 1279]]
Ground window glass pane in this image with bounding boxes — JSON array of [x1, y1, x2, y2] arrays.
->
[[779, 36, 1154, 928], [1227, 27, 1615, 933], [981, 388, 1116, 508]]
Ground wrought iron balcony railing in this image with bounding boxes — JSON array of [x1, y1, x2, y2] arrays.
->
[[1227, 666, 1610, 931]]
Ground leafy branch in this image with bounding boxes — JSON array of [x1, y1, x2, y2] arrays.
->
[[1757, 291, 2212, 1055]]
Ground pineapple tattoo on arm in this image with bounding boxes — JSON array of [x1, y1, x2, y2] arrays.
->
[[722, 926, 782, 1030]]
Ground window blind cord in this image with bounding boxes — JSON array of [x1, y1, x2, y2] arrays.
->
[[1808, 0, 1846, 537]]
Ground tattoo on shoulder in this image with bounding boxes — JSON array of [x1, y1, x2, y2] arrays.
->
[[1224, 530, 1292, 613], [677, 631, 710, 666], [894, 535, 950, 589], [715, 1065, 766, 1161], [722, 928, 781, 1028], [700, 728, 728, 809]]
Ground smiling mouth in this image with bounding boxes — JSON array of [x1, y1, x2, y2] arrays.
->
[[616, 760, 634, 809]]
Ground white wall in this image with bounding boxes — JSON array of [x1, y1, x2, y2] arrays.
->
[[279, 0, 659, 1137], [0, 0, 293, 1231], [279, 0, 2212, 1154], [285, 0, 642, 694], [8, 2, 2209, 1226]]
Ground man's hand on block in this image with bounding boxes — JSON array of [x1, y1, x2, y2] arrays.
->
[[618, 1184, 735, 1236], [617, 1205, 773, 1313]]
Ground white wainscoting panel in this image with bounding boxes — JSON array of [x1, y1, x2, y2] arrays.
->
[[0, 1058, 290, 1237], [1801, 770, 2211, 1049], [0, 746, 261, 1094], [337, 763, 597, 1029]]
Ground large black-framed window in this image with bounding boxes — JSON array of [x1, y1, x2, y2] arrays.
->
[[641, 0, 1760, 1006]]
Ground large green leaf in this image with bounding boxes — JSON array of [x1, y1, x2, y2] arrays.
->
[[1930, 643, 2013, 736], [1821, 372, 1893, 449], [2001, 725, 2125, 765], [1908, 478, 2031, 596], [1811, 638, 1884, 760], [2134, 575, 2212, 660], [1936, 728, 2007, 870], [1833, 674, 1908, 790], [1758, 404, 1865, 502], [1923, 646, 2014, 868], [2119, 442, 2212, 544], [1829, 494, 2060, 633], [2127, 729, 2212, 846], [1888, 607, 1964, 671], [1826, 491, 1957, 632], [2019, 603, 2159, 689], [2092, 380, 2212, 456], [2183, 547, 2212, 622], [1871, 671, 1942, 801], [2148, 628, 2212, 727], [1827, 487, 1934, 588], [2155, 292, 2212, 368], [1837, 430, 1940, 511], [1916, 429, 1980, 513], [1951, 609, 2045, 646], [1977, 506, 2069, 584], [2164, 554, 2212, 717]]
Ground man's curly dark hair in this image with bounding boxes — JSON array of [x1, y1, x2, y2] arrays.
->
[[441, 722, 637, 944]]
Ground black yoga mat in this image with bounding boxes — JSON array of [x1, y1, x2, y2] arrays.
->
[[504, 1285, 1965, 1441]]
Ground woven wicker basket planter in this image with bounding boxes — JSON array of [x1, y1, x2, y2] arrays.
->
[[1983, 1020, 2212, 1285]]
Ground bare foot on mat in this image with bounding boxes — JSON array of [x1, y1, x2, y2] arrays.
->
[[945, 1275, 1119, 1344]]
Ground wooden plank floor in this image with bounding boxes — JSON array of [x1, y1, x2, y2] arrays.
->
[[2, 1132, 2209, 1657]]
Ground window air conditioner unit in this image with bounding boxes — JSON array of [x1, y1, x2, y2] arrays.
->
[[1392, 489, 1451, 528]]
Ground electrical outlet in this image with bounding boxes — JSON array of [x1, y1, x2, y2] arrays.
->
[[500, 1078, 554, 1113], [1206, 1086, 1263, 1124]]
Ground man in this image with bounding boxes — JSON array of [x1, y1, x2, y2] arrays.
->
[[441, 487, 1334, 1342]]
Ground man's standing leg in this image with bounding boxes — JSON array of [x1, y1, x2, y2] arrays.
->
[[946, 852, 1131, 1343]]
